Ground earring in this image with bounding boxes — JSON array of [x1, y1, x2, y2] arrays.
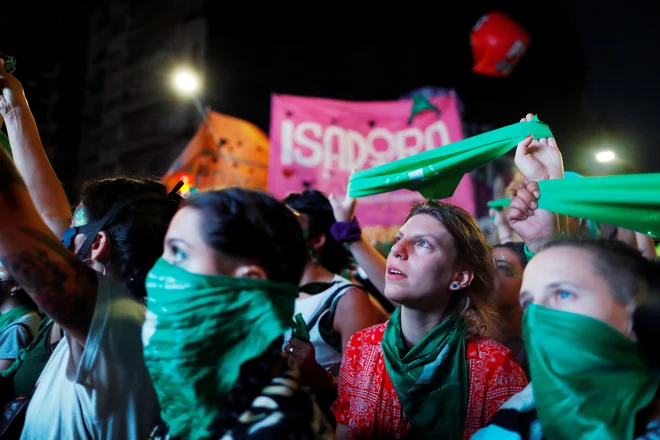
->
[[450, 282, 459, 289]]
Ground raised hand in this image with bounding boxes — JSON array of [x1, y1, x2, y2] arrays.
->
[[0, 59, 28, 117], [508, 181, 559, 253], [514, 114, 564, 182], [328, 192, 357, 222]]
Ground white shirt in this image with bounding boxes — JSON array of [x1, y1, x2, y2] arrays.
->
[[21, 274, 160, 440], [284, 275, 354, 377]]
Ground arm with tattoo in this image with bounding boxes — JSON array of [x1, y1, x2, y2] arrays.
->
[[0, 148, 98, 344]]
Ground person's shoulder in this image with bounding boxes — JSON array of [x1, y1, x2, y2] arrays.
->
[[468, 336, 513, 360], [468, 337, 528, 388], [17, 311, 42, 335], [0, 312, 39, 338], [99, 274, 146, 315], [351, 321, 388, 346]]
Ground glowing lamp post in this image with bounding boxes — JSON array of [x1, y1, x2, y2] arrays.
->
[[596, 151, 616, 163]]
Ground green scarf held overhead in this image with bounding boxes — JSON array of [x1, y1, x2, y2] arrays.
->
[[0, 305, 31, 331], [348, 116, 552, 199], [537, 173, 660, 238], [381, 307, 468, 440], [143, 258, 299, 440], [524, 304, 660, 440]]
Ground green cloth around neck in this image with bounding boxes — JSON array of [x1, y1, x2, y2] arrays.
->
[[348, 116, 553, 200], [143, 258, 299, 440], [538, 173, 660, 238], [1, 316, 52, 379], [523, 304, 660, 440], [0, 305, 31, 331], [381, 307, 468, 440]]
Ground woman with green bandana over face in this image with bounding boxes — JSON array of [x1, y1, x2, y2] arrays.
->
[[145, 188, 333, 440], [473, 184, 660, 439]]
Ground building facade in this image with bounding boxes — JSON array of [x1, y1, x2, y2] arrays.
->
[[79, 0, 208, 184]]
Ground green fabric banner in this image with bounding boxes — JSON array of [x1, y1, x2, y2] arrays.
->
[[348, 116, 552, 200], [537, 173, 660, 238]]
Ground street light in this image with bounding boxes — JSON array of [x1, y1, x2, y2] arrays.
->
[[171, 67, 201, 97], [169, 66, 219, 139], [596, 150, 616, 163]]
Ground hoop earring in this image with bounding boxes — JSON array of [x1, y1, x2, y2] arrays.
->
[[82, 258, 107, 277]]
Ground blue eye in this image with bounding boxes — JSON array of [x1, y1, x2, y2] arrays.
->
[[556, 290, 574, 300], [417, 240, 430, 248]]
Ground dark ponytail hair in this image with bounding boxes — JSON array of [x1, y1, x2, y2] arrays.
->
[[80, 177, 179, 299], [282, 190, 352, 274], [186, 188, 307, 285]]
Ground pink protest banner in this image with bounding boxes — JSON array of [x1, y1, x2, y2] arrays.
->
[[268, 94, 475, 227]]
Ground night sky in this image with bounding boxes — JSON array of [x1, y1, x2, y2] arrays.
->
[[3, 1, 659, 196]]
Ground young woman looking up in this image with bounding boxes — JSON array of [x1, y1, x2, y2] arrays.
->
[[332, 200, 527, 440]]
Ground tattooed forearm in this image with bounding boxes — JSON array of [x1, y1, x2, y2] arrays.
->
[[18, 226, 80, 265], [0, 227, 98, 341]]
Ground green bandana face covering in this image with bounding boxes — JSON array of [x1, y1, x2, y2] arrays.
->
[[381, 307, 468, 440], [523, 304, 660, 440], [143, 258, 299, 440]]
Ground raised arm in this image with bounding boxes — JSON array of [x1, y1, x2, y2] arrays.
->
[[0, 148, 97, 345], [329, 193, 387, 294], [0, 60, 72, 237]]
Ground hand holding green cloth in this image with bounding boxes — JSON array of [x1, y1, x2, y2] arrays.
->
[[382, 307, 468, 440], [348, 116, 553, 199], [143, 258, 299, 440], [524, 304, 660, 440], [537, 173, 660, 238], [291, 313, 310, 341]]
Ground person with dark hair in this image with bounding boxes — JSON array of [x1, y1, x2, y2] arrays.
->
[[473, 184, 660, 439], [332, 198, 527, 440], [492, 242, 529, 377], [70, 176, 180, 300], [0, 62, 178, 439], [0, 264, 40, 373], [144, 188, 333, 439], [281, 190, 386, 396]]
